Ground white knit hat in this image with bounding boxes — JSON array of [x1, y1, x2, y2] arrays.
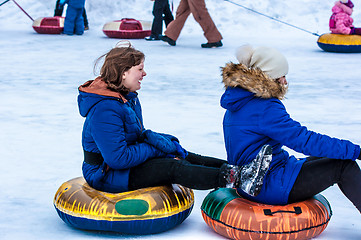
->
[[236, 44, 289, 79]]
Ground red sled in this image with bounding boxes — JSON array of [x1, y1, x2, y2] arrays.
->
[[33, 17, 64, 34], [102, 18, 151, 39]]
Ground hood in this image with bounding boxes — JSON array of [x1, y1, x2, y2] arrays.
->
[[332, 1, 353, 15], [220, 62, 287, 112], [78, 77, 128, 117], [220, 87, 255, 112]]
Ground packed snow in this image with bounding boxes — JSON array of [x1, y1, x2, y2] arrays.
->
[[0, 0, 360, 239]]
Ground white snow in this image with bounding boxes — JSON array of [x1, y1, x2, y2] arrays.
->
[[0, 0, 360, 239]]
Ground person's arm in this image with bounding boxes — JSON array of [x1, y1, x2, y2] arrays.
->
[[335, 13, 352, 34], [59, 0, 68, 6], [91, 101, 165, 170], [260, 99, 360, 160]]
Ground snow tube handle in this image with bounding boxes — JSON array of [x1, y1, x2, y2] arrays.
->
[[263, 206, 302, 216]]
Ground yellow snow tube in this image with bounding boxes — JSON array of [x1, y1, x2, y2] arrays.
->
[[54, 177, 194, 234]]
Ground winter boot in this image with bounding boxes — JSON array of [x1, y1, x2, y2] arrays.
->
[[220, 164, 242, 188], [145, 34, 161, 41], [239, 145, 272, 197], [201, 40, 223, 48], [160, 35, 176, 46]]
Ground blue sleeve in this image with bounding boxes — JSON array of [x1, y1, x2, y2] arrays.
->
[[260, 99, 360, 160], [91, 102, 165, 170], [59, 0, 68, 5]]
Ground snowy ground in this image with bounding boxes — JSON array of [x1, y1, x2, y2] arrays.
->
[[1, 0, 361, 239]]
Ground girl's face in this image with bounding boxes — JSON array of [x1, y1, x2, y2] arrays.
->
[[122, 60, 146, 92]]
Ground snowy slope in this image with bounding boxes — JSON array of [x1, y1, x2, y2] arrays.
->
[[0, 0, 351, 33], [1, 0, 361, 239]]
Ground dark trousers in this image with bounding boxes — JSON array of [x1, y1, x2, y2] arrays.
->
[[54, 0, 88, 28], [151, 0, 174, 36], [288, 156, 361, 212], [351, 27, 361, 35], [128, 152, 226, 190]]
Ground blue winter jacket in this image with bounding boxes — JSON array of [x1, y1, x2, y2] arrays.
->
[[78, 78, 165, 193], [67, 0, 85, 9], [220, 63, 360, 204]]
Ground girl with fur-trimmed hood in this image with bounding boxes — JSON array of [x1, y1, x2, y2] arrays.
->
[[220, 44, 361, 213]]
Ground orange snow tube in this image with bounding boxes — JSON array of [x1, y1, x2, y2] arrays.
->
[[201, 188, 332, 240]]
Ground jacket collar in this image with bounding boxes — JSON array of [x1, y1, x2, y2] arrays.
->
[[79, 77, 128, 103], [221, 62, 287, 100]]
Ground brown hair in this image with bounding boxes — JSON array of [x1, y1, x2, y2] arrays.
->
[[94, 43, 144, 94]]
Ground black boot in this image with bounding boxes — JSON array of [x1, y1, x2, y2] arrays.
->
[[160, 35, 176, 46], [220, 164, 242, 188], [201, 40, 223, 48], [145, 34, 161, 41], [239, 145, 272, 197]]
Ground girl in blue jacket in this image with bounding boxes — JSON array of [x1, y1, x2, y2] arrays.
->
[[220, 44, 361, 213], [77, 42, 272, 195]]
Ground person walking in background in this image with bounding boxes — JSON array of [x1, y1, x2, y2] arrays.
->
[[160, 0, 223, 48], [145, 0, 174, 41], [77, 41, 272, 195], [329, 0, 361, 35], [59, 0, 87, 35], [220, 44, 361, 213]]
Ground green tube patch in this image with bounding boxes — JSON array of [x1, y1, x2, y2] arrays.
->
[[115, 199, 149, 215], [201, 188, 239, 220]]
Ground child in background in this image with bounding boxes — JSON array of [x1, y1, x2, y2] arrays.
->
[[54, 0, 89, 30], [329, 0, 361, 35], [59, 0, 86, 35]]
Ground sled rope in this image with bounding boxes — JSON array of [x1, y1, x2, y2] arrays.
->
[[224, 0, 320, 37], [11, 0, 34, 21], [0, 0, 10, 7]]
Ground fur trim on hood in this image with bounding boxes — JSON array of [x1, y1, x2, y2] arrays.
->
[[221, 62, 287, 100]]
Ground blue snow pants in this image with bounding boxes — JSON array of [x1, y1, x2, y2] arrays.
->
[[63, 5, 84, 35]]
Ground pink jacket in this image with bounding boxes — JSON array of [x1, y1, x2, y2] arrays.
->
[[330, 1, 354, 34]]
